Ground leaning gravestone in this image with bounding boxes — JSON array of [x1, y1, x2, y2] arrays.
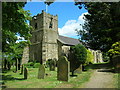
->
[[20, 64, 24, 75], [49, 59, 56, 71], [74, 64, 82, 74], [24, 67, 28, 79], [38, 64, 45, 79], [57, 56, 70, 81]]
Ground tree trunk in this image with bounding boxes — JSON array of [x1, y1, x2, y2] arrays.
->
[[15, 59, 18, 72], [4, 59, 7, 70], [72, 71, 74, 76], [7, 61, 11, 70]]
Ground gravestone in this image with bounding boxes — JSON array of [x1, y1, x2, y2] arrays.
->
[[49, 59, 56, 71], [74, 64, 82, 74], [38, 64, 45, 79], [20, 65, 24, 75], [57, 56, 70, 81], [24, 67, 28, 79]]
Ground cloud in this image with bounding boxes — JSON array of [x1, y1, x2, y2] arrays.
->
[[58, 12, 88, 38], [16, 35, 25, 40], [15, 35, 27, 43]]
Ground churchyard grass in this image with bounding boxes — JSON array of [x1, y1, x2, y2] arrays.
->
[[114, 73, 120, 89], [2, 67, 92, 88]]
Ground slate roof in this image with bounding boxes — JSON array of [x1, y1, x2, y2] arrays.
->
[[58, 35, 81, 46]]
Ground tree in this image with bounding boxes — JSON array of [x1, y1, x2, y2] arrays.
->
[[108, 41, 120, 57], [44, 0, 55, 6], [2, 2, 32, 53], [86, 50, 94, 65], [75, 2, 120, 52], [2, 41, 28, 71], [69, 44, 87, 74]]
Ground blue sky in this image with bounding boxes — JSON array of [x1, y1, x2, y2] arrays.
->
[[24, 2, 88, 39]]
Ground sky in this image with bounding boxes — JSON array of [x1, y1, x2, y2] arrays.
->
[[24, 2, 88, 39]]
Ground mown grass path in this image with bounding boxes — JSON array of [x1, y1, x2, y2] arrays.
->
[[80, 69, 117, 88]]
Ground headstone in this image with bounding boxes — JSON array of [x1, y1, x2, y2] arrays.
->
[[24, 67, 28, 79], [74, 64, 82, 74], [57, 56, 70, 81], [49, 59, 56, 71], [20, 64, 24, 75], [38, 64, 45, 79]]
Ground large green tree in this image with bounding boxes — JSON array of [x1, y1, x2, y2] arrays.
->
[[69, 44, 87, 74], [75, 2, 120, 52], [2, 2, 32, 53]]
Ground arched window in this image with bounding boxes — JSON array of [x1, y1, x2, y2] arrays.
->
[[35, 23, 37, 29]]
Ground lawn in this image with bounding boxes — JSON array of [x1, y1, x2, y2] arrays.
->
[[1, 67, 92, 88], [114, 73, 120, 89]]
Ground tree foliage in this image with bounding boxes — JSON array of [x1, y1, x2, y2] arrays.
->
[[75, 2, 120, 52], [108, 41, 120, 57], [86, 50, 94, 65], [2, 2, 32, 53], [70, 44, 87, 64], [44, 0, 55, 6]]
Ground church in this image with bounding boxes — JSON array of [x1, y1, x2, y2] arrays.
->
[[22, 10, 103, 64]]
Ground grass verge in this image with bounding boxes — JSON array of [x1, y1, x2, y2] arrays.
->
[[1, 67, 92, 88]]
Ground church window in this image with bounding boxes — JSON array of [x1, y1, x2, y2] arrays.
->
[[49, 17, 53, 28], [49, 22, 53, 28], [35, 23, 37, 29]]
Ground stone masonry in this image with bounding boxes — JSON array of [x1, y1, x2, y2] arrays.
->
[[22, 10, 103, 64], [29, 10, 58, 64]]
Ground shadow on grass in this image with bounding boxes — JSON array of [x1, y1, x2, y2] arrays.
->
[[97, 69, 115, 73], [85, 63, 113, 69], [70, 75, 78, 77], [0, 72, 25, 89], [1, 74, 25, 81]]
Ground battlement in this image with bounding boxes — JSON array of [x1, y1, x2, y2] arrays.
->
[[32, 10, 58, 20]]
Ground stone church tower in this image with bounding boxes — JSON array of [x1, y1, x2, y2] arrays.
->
[[29, 10, 58, 64]]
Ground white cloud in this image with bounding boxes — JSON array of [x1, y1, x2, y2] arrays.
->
[[16, 35, 25, 40], [15, 35, 27, 43], [58, 12, 88, 38]]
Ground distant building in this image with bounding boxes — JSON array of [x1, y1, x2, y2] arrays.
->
[[88, 49, 103, 63]]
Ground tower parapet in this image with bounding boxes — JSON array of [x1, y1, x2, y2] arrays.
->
[[29, 10, 58, 64]]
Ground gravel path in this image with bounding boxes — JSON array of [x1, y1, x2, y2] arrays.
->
[[80, 69, 116, 88]]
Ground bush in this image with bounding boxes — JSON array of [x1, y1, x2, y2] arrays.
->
[[69, 44, 87, 73], [108, 41, 120, 57], [24, 63, 31, 68], [70, 44, 87, 64], [29, 62, 34, 66], [23, 62, 35, 68], [86, 50, 94, 65], [33, 63, 40, 68]]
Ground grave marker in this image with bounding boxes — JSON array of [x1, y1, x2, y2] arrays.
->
[[57, 56, 70, 81]]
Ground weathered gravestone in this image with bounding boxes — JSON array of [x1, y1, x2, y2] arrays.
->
[[49, 59, 56, 71], [57, 56, 70, 81], [74, 64, 82, 74], [20, 64, 24, 75], [24, 67, 28, 79], [38, 64, 45, 79]]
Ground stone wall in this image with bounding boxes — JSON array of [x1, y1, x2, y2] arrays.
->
[[29, 10, 58, 64]]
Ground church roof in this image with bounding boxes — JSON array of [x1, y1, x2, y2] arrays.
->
[[58, 35, 81, 46]]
